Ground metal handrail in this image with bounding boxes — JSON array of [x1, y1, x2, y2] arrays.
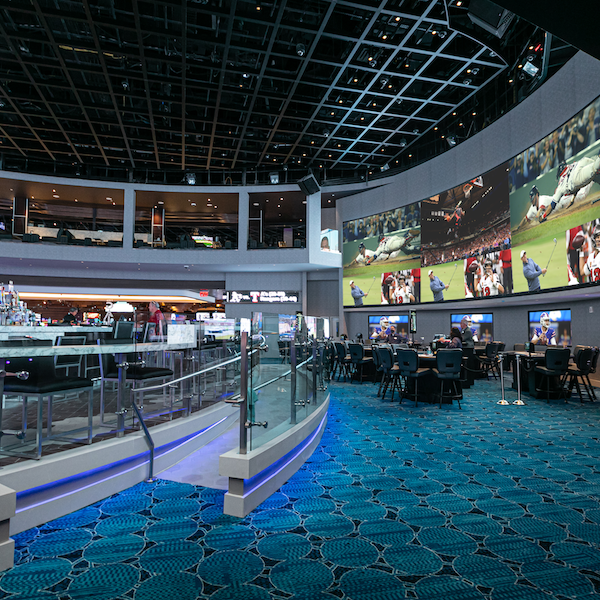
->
[[131, 352, 243, 395], [130, 399, 155, 481], [252, 356, 312, 393]]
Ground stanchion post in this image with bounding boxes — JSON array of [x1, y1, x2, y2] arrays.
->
[[312, 338, 317, 405], [239, 332, 249, 455], [497, 353, 510, 405], [290, 331, 297, 425], [513, 354, 525, 405]]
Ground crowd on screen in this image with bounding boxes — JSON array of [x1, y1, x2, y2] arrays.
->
[[343, 204, 420, 243], [509, 98, 600, 192], [421, 221, 511, 266]]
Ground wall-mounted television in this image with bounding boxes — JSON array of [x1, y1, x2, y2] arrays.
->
[[450, 313, 494, 343], [368, 314, 409, 342], [342, 93, 600, 306], [278, 314, 297, 339], [527, 309, 572, 347], [203, 318, 235, 340]]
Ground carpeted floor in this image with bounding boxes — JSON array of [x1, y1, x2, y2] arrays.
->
[[2, 379, 600, 599]]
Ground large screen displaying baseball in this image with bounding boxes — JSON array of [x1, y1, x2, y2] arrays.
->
[[342, 94, 600, 306]]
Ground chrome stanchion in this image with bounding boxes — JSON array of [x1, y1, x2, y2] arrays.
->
[[290, 332, 297, 426], [497, 353, 509, 405], [238, 332, 249, 455], [312, 338, 317, 405], [513, 353, 525, 405]]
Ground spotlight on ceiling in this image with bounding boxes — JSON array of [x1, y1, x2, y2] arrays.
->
[[463, 78, 472, 85], [523, 57, 540, 77], [380, 163, 390, 172], [269, 172, 280, 184], [121, 80, 129, 91], [446, 136, 457, 147], [185, 173, 196, 185], [399, 138, 407, 148], [438, 30, 448, 39], [296, 43, 306, 57], [323, 129, 330, 138]]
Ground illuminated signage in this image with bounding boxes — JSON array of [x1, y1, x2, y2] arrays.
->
[[227, 291, 299, 304]]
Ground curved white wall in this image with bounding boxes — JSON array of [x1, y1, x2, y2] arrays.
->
[[338, 52, 600, 223]]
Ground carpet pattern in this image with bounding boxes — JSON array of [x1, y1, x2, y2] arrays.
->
[[3, 379, 600, 599]]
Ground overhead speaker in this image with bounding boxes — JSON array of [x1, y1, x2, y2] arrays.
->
[[468, 0, 514, 38], [297, 174, 320, 196]]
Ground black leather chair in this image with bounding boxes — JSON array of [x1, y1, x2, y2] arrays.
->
[[566, 346, 595, 403], [477, 342, 501, 380], [1, 343, 94, 459], [98, 339, 173, 425], [586, 347, 599, 401], [55, 335, 87, 377], [278, 340, 290, 364], [371, 346, 385, 395], [534, 347, 571, 403], [333, 342, 352, 382], [378, 346, 400, 401], [433, 349, 463, 409], [397, 348, 432, 407], [348, 343, 372, 384]]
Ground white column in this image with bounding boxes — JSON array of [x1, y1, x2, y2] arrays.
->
[[238, 190, 249, 250]]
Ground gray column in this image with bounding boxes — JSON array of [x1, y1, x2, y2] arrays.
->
[[238, 190, 249, 251], [123, 187, 135, 249]]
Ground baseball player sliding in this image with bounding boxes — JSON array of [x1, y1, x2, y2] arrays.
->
[[540, 153, 600, 221], [365, 232, 419, 264]]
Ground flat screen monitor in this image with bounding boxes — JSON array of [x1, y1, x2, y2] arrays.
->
[[113, 320, 135, 339], [279, 314, 297, 339], [368, 315, 409, 342], [450, 313, 494, 343], [528, 309, 572, 347], [203, 318, 235, 340]]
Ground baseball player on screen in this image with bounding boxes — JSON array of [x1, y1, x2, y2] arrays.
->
[[365, 231, 419, 264], [531, 312, 557, 345], [540, 154, 600, 221], [350, 242, 375, 266], [477, 260, 505, 296], [583, 225, 600, 282]]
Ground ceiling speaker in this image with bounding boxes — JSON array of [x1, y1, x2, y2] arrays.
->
[[297, 174, 320, 196]]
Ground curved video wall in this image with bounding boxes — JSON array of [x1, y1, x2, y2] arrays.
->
[[343, 94, 600, 307]]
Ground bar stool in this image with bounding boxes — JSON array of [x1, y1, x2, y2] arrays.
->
[[0, 346, 94, 459]]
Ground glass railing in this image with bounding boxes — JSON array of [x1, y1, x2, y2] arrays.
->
[[0, 314, 334, 479], [243, 313, 330, 453]]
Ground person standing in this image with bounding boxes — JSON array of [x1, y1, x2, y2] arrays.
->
[[520, 250, 546, 292], [428, 269, 448, 302], [349, 281, 368, 307], [460, 315, 474, 348], [62, 307, 80, 324], [148, 301, 165, 338]]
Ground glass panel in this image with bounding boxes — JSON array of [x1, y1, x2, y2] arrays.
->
[[320, 228, 340, 252], [14, 184, 124, 246], [248, 191, 306, 249], [135, 191, 238, 249], [245, 313, 331, 453]]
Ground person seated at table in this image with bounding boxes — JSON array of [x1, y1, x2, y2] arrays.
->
[[387, 325, 403, 344], [443, 327, 463, 349]]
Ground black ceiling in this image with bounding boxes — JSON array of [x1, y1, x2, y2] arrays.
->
[[0, 0, 576, 187]]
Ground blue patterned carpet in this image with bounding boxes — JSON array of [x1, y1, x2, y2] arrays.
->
[[3, 380, 600, 599]]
